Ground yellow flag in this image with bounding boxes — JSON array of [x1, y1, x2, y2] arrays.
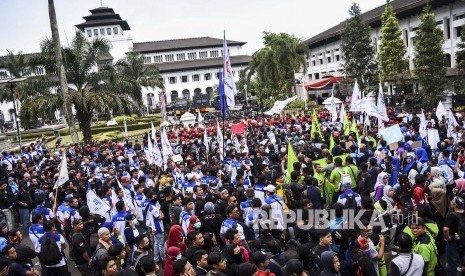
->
[[329, 133, 335, 153], [343, 112, 350, 135], [286, 142, 299, 183], [311, 110, 322, 139]]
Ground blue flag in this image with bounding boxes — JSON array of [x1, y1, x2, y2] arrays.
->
[[218, 69, 226, 118]]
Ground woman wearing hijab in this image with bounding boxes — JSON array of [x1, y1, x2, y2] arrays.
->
[[401, 154, 417, 175], [166, 225, 186, 252], [381, 185, 395, 212], [415, 147, 429, 170], [427, 188, 447, 256], [454, 178, 465, 197], [429, 167, 446, 190], [164, 246, 181, 276], [187, 215, 201, 234], [319, 251, 340, 276], [374, 172, 389, 201]]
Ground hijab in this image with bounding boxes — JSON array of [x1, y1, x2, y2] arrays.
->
[[456, 178, 465, 194], [187, 215, 198, 234], [430, 188, 447, 218], [382, 185, 394, 211], [415, 148, 429, 163], [429, 167, 445, 189], [375, 172, 388, 190], [166, 225, 183, 249], [164, 247, 181, 276], [402, 155, 416, 175]]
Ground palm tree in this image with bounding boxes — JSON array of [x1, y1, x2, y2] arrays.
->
[[115, 51, 165, 105], [0, 51, 30, 102], [47, 0, 79, 143], [21, 32, 140, 143]]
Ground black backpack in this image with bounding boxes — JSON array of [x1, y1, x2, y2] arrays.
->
[[343, 192, 358, 211], [238, 221, 255, 243], [308, 247, 323, 276], [90, 246, 106, 276], [454, 212, 465, 248], [38, 234, 63, 266]]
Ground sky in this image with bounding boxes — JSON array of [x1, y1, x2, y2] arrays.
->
[[0, 0, 387, 57]]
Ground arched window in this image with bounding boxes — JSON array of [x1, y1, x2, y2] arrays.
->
[[444, 53, 452, 68], [182, 89, 190, 99], [170, 90, 178, 102], [194, 88, 202, 96], [206, 87, 213, 97]]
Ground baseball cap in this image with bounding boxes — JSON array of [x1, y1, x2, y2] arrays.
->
[[454, 196, 465, 209], [264, 185, 275, 193], [185, 187, 194, 194]]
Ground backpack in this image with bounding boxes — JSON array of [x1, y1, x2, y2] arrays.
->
[[130, 251, 148, 272], [277, 185, 296, 210], [169, 204, 182, 226], [308, 247, 323, 276], [453, 212, 465, 248], [343, 192, 358, 211], [90, 246, 106, 276], [237, 221, 255, 243], [336, 168, 352, 191], [38, 234, 63, 266]]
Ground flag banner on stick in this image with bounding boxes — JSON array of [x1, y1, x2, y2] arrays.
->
[[436, 101, 448, 120], [218, 69, 226, 118], [55, 152, 69, 189], [377, 82, 388, 120], [419, 109, 427, 138], [350, 80, 361, 111], [116, 178, 137, 215], [448, 110, 459, 138], [330, 88, 338, 123], [204, 128, 209, 156], [286, 142, 298, 183], [87, 189, 111, 218], [216, 120, 224, 161], [231, 122, 245, 134], [223, 32, 237, 108]]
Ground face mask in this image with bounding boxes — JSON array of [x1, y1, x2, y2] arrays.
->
[[176, 254, 182, 260], [194, 222, 201, 229], [132, 219, 139, 225], [365, 230, 373, 238]]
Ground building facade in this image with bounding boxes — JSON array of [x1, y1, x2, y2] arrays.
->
[[0, 6, 251, 125], [304, 0, 465, 94]]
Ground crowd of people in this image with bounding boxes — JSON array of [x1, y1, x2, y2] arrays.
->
[[0, 105, 464, 276]]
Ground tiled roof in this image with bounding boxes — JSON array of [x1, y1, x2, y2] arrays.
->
[[76, 7, 130, 31], [133, 37, 246, 53], [304, 0, 456, 48]]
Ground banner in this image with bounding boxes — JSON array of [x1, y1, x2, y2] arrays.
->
[[264, 97, 297, 116], [223, 32, 237, 108], [87, 190, 111, 217], [378, 124, 404, 145], [231, 122, 245, 134]]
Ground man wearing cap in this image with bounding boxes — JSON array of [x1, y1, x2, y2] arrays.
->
[[70, 219, 91, 275], [264, 184, 284, 231]]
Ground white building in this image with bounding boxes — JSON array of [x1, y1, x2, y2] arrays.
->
[[0, 6, 252, 125], [75, 7, 251, 106], [303, 0, 465, 95]]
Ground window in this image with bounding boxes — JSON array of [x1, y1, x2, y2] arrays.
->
[[446, 18, 451, 39], [181, 75, 188, 83], [169, 77, 177, 84], [436, 20, 443, 25], [0, 72, 8, 79], [336, 55, 340, 62], [100, 28, 105, 36], [165, 54, 174, 62], [315, 73, 320, 79], [312, 60, 316, 66], [176, 53, 185, 61], [326, 50, 330, 54], [87, 30, 92, 37], [154, 55, 163, 63], [204, 73, 212, 80], [35, 67, 44, 75], [403, 29, 409, 47], [106, 28, 111, 35], [188, 52, 197, 60], [457, 26, 463, 39], [210, 50, 219, 58], [113, 27, 118, 35], [199, 51, 207, 59], [94, 29, 99, 36], [319, 59, 323, 65], [192, 74, 200, 82], [327, 57, 331, 63], [455, 13, 465, 20], [232, 71, 236, 76], [144, 56, 152, 64]]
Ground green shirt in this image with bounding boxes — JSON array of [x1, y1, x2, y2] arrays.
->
[[412, 233, 437, 276]]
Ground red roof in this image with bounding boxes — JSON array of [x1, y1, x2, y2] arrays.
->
[[305, 77, 347, 89]]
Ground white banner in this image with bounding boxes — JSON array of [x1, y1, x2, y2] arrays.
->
[[55, 152, 69, 189], [378, 124, 404, 145], [87, 189, 111, 217], [264, 97, 297, 115]]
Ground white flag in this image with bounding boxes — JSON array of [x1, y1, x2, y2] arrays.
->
[[161, 127, 173, 168], [217, 120, 224, 161], [151, 122, 157, 141], [377, 82, 388, 120], [330, 90, 338, 123], [150, 125, 163, 167], [116, 179, 136, 214], [223, 32, 237, 108], [448, 110, 459, 138], [87, 189, 111, 218], [436, 101, 448, 121], [419, 109, 427, 138], [146, 134, 154, 165], [204, 128, 209, 155], [55, 152, 69, 189], [340, 100, 346, 122], [350, 80, 362, 111]]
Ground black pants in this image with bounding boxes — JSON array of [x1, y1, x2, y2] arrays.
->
[[44, 265, 70, 276]]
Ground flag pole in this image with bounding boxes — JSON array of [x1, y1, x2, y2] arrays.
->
[[222, 30, 227, 164]]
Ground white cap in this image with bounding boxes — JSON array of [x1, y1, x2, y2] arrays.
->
[[185, 187, 194, 194], [264, 185, 276, 193], [186, 173, 194, 180]]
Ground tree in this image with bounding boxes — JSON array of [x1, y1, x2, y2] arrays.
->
[[246, 32, 307, 98], [413, 4, 446, 108], [456, 23, 465, 93], [48, 0, 79, 143], [21, 32, 140, 143], [114, 51, 165, 106], [0, 51, 30, 102], [378, 1, 409, 82], [341, 3, 378, 88]]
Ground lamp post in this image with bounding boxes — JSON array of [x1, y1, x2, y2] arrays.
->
[[243, 84, 248, 107], [6, 81, 22, 150]]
